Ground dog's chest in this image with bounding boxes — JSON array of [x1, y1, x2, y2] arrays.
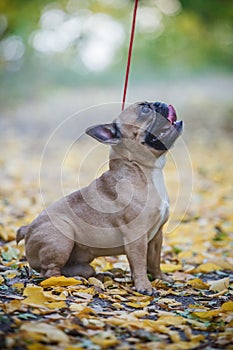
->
[[147, 166, 170, 241]]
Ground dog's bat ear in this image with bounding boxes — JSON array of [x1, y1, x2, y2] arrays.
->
[[85, 123, 121, 145]]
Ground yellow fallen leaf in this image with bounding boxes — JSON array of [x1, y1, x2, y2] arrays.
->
[[221, 301, 233, 311], [75, 306, 97, 318], [184, 265, 196, 274], [195, 263, 222, 273], [22, 285, 66, 309], [157, 315, 185, 326], [98, 293, 116, 302], [187, 278, 209, 290], [0, 275, 4, 284], [91, 332, 119, 349], [106, 317, 125, 326], [128, 294, 153, 302], [188, 304, 207, 311], [182, 325, 193, 340], [158, 298, 182, 306], [108, 289, 128, 297], [165, 338, 204, 350], [130, 309, 148, 318], [206, 289, 228, 297], [112, 302, 124, 309], [83, 318, 105, 328], [28, 344, 50, 350], [20, 322, 69, 343], [186, 318, 210, 330], [189, 334, 205, 343], [73, 287, 95, 295], [126, 300, 150, 308], [178, 251, 205, 264], [0, 227, 8, 241], [157, 310, 179, 317], [43, 291, 67, 301], [6, 272, 17, 279], [88, 277, 104, 289], [142, 319, 181, 342], [181, 325, 205, 343], [12, 282, 24, 291], [4, 299, 23, 313], [208, 258, 233, 270], [103, 279, 115, 289], [170, 331, 181, 343], [45, 301, 66, 309], [142, 319, 169, 333], [69, 302, 88, 312], [192, 309, 220, 319], [52, 286, 70, 294], [207, 277, 230, 292], [23, 285, 49, 308], [151, 279, 167, 288], [40, 276, 82, 287], [178, 251, 193, 260], [102, 261, 113, 271], [161, 263, 182, 273]]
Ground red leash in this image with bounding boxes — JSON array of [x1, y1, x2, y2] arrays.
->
[[122, 0, 139, 111]]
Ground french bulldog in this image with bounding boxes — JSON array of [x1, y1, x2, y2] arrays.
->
[[17, 101, 183, 294]]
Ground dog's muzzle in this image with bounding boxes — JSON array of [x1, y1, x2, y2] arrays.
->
[[144, 102, 183, 150]]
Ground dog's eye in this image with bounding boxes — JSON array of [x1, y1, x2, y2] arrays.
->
[[141, 106, 151, 115]]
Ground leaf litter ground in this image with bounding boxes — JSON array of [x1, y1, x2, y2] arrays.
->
[[0, 111, 233, 349]]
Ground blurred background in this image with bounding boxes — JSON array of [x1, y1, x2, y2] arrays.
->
[[1, 0, 233, 100], [0, 0, 232, 235]]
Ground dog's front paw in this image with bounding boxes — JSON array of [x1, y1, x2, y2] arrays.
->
[[134, 279, 153, 295], [136, 287, 156, 296]]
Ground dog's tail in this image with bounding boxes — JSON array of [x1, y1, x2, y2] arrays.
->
[[16, 225, 29, 244]]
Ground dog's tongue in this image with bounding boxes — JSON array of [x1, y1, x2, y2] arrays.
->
[[167, 105, 177, 124]]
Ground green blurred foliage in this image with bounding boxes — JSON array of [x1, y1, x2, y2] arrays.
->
[[0, 0, 232, 104], [179, 0, 233, 24], [133, 0, 233, 70]]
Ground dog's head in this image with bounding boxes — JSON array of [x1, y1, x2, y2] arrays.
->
[[86, 101, 183, 157]]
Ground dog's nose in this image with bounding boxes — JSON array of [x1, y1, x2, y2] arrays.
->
[[153, 102, 169, 118]]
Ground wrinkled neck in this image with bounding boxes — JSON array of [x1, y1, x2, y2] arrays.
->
[[110, 143, 166, 172]]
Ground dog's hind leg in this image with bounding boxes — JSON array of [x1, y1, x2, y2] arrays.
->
[[62, 263, 95, 279], [38, 231, 74, 278], [61, 243, 96, 279]]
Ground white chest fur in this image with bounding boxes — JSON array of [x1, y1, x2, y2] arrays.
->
[[148, 156, 170, 242]]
